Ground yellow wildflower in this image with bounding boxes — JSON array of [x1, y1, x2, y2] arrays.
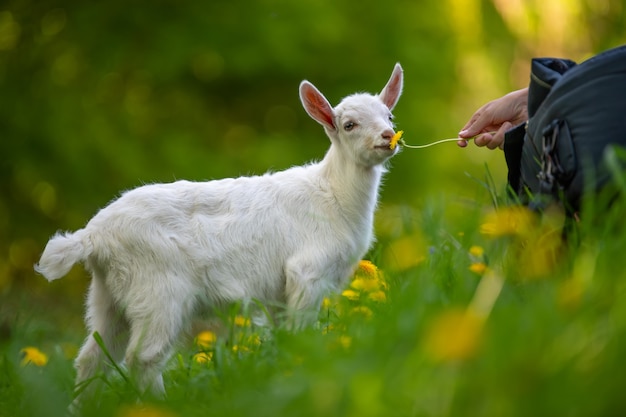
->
[[247, 334, 262, 346], [341, 289, 360, 301], [356, 260, 379, 279], [350, 306, 373, 319], [339, 335, 352, 349], [480, 206, 536, 237], [389, 130, 404, 150], [193, 352, 213, 364], [233, 315, 251, 327], [469, 245, 484, 257], [321, 297, 332, 309], [557, 277, 584, 311], [322, 323, 336, 334], [116, 404, 178, 417], [516, 226, 563, 279], [424, 309, 483, 362], [232, 344, 251, 353], [469, 262, 487, 275], [350, 277, 380, 292], [195, 330, 217, 349], [20, 347, 48, 367], [383, 233, 427, 271], [368, 290, 387, 302]]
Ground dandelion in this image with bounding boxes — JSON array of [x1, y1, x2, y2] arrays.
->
[[389, 130, 404, 150], [195, 330, 217, 349], [233, 315, 251, 327], [20, 346, 48, 367], [557, 277, 585, 311], [516, 226, 563, 279], [469, 245, 484, 257], [341, 289, 360, 301], [424, 309, 483, 362], [469, 262, 487, 275], [480, 206, 536, 237], [356, 260, 379, 279], [350, 306, 373, 319], [383, 233, 427, 271], [321, 297, 332, 309], [193, 352, 213, 364], [247, 334, 262, 347], [350, 277, 380, 292], [339, 335, 352, 349], [322, 323, 335, 334], [116, 404, 178, 417], [367, 290, 387, 302], [232, 344, 251, 353]]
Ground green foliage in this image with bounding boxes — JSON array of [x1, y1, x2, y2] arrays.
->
[[1, 1, 625, 416], [4, 189, 626, 416]]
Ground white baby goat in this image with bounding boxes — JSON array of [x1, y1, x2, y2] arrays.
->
[[35, 63, 403, 398]]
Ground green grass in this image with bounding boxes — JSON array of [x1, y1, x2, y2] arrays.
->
[[3, 187, 626, 417]]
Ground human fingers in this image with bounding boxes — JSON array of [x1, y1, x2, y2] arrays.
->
[[478, 122, 511, 150], [473, 132, 494, 148], [458, 104, 502, 139]]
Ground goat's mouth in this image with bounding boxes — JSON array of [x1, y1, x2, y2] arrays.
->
[[374, 131, 403, 152]]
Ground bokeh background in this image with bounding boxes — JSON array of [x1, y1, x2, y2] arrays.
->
[[1, 0, 624, 312]]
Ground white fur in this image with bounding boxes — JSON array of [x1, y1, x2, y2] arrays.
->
[[35, 64, 403, 399]]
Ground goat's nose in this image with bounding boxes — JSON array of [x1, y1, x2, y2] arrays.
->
[[381, 129, 395, 140]]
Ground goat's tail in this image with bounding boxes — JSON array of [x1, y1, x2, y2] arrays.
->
[[35, 230, 92, 281]]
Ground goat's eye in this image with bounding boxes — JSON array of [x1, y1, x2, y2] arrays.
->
[[344, 121, 356, 131]]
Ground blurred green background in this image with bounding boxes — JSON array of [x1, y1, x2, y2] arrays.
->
[[0, 0, 624, 304]]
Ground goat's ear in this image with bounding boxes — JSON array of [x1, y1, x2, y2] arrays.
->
[[379, 63, 403, 110], [299, 81, 336, 131]]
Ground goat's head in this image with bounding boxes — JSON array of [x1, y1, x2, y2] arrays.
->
[[299, 63, 403, 168]]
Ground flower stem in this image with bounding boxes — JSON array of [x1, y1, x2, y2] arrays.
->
[[400, 132, 497, 149]]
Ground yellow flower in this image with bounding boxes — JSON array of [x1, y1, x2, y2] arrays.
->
[[516, 226, 563, 279], [389, 130, 404, 150], [247, 334, 262, 346], [350, 277, 380, 292], [339, 335, 352, 349], [321, 297, 332, 309], [350, 306, 373, 319], [193, 352, 213, 364], [356, 260, 379, 279], [480, 206, 536, 237], [469, 262, 487, 275], [116, 404, 178, 417], [195, 330, 217, 348], [322, 323, 336, 334], [20, 347, 48, 367], [557, 277, 584, 311], [233, 315, 251, 327], [232, 344, 251, 353], [383, 233, 427, 271], [424, 309, 483, 362], [341, 289, 360, 301], [368, 290, 387, 302], [469, 245, 484, 257]]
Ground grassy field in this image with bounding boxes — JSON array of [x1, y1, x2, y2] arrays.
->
[[2, 184, 626, 417]]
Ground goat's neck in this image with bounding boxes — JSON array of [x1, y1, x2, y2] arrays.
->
[[319, 146, 382, 227]]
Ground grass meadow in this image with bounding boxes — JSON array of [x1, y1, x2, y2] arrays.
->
[[2, 2, 624, 416], [3, 172, 626, 417]]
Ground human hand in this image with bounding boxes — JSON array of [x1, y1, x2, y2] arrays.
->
[[457, 88, 528, 149]]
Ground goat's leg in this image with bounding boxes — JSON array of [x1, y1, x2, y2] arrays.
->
[[123, 287, 186, 397], [72, 275, 129, 407], [284, 258, 338, 329]]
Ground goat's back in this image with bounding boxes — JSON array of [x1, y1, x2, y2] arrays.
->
[[81, 164, 363, 306]]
